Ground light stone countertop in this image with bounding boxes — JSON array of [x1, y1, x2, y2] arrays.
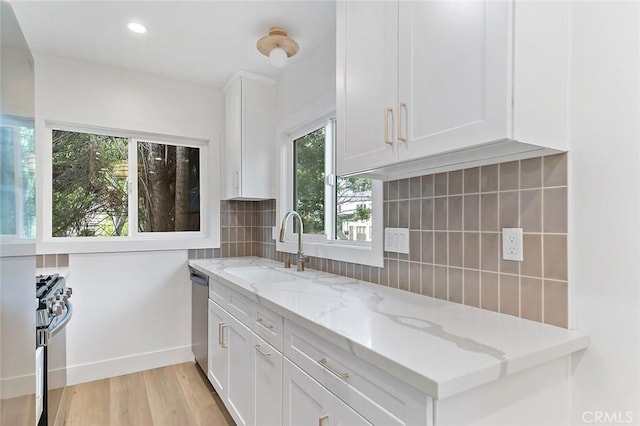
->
[[189, 257, 588, 400]]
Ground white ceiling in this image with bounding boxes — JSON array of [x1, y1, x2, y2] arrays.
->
[[11, 1, 336, 88]]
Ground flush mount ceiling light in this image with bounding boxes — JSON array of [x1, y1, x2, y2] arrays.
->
[[127, 21, 147, 34], [257, 27, 299, 68]]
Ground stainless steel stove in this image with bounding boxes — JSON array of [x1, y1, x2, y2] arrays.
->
[[36, 274, 73, 426]]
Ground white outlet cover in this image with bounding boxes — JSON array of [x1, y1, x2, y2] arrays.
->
[[502, 228, 523, 261], [385, 228, 410, 254]]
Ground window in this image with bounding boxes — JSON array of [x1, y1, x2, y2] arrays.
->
[[293, 127, 325, 235], [0, 117, 36, 239], [50, 128, 202, 239], [292, 119, 373, 243]]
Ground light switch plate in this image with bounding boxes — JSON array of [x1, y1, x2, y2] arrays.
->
[[502, 228, 523, 261], [385, 228, 410, 254]]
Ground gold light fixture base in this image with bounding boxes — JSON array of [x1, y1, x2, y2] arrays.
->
[[257, 27, 299, 58]]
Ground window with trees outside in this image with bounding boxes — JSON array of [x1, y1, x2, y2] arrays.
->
[[293, 119, 373, 243], [51, 129, 201, 238]]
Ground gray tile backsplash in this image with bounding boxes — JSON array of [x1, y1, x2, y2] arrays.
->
[[217, 153, 569, 328]]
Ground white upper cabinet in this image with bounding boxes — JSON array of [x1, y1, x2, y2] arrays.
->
[[337, 0, 569, 179], [396, 0, 509, 162], [223, 72, 276, 200], [336, 0, 398, 174], [512, 1, 570, 149]]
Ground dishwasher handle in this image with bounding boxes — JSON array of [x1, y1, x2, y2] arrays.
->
[[189, 267, 209, 287]]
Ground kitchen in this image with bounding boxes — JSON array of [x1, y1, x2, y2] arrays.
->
[[0, 1, 638, 425]]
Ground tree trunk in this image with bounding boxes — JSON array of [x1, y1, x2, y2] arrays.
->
[[174, 146, 188, 231]]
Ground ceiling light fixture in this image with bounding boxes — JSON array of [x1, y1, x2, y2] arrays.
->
[[257, 27, 299, 68], [127, 22, 147, 34]]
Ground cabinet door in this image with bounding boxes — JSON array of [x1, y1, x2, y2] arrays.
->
[[334, 396, 373, 426], [240, 78, 276, 199], [226, 313, 254, 426], [224, 77, 242, 200], [208, 299, 228, 398], [283, 359, 333, 426], [336, 0, 399, 176], [397, 0, 510, 161], [251, 334, 282, 426]]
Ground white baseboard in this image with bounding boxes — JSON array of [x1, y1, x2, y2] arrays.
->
[[67, 345, 194, 386], [1, 373, 35, 400]]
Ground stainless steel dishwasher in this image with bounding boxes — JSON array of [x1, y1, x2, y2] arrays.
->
[[189, 266, 209, 374]]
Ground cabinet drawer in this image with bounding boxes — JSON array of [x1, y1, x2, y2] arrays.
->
[[252, 304, 284, 352], [209, 278, 227, 308], [226, 287, 253, 326], [284, 320, 429, 426]]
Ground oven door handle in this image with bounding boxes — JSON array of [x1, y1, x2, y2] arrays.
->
[[49, 302, 73, 339]]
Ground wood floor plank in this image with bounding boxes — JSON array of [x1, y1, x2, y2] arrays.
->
[[56, 378, 110, 426], [110, 371, 153, 426], [144, 365, 195, 426], [1, 394, 35, 426], [175, 363, 234, 426]]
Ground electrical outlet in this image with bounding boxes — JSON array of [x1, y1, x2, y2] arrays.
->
[[502, 228, 523, 261], [384, 228, 397, 251], [385, 228, 410, 254]]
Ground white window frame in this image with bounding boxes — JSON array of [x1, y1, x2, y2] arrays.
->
[[39, 121, 213, 254], [277, 109, 383, 267]]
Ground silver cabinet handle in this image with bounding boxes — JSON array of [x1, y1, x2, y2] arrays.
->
[[233, 171, 240, 189], [384, 107, 394, 145], [219, 323, 228, 348], [318, 358, 349, 379], [319, 414, 329, 426], [398, 102, 407, 141], [254, 344, 271, 358], [257, 318, 273, 330]]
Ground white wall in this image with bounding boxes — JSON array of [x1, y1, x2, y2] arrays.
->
[[34, 53, 223, 252], [65, 251, 192, 384], [32, 54, 224, 383], [0, 255, 36, 399], [1, 47, 34, 119], [569, 2, 640, 424], [275, 28, 336, 132]]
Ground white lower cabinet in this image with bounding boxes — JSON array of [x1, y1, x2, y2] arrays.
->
[[208, 291, 429, 426], [207, 299, 228, 396], [207, 299, 254, 426], [251, 334, 282, 426], [225, 313, 254, 426], [283, 358, 372, 426]]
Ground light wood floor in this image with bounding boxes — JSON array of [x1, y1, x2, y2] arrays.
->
[[54, 362, 235, 426], [1, 393, 35, 426]]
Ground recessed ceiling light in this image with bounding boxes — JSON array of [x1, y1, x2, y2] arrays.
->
[[127, 22, 147, 34]]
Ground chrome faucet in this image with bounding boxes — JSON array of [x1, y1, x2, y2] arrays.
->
[[279, 211, 309, 271]]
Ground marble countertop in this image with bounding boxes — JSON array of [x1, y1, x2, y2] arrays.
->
[[189, 257, 588, 400]]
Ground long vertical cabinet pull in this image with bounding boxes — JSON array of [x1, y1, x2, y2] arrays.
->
[[384, 107, 394, 145], [219, 323, 229, 348], [319, 414, 329, 426], [398, 102, 407, 141]]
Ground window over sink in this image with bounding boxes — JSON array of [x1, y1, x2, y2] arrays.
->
[[280, 112, 383, 267], [292, 120, 373, 243]]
